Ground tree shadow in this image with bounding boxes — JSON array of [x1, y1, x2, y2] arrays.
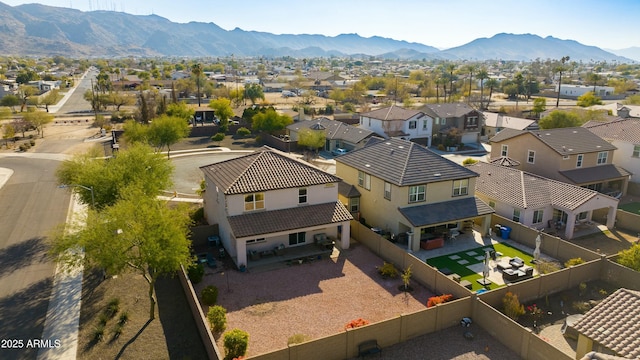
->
[[114, 318, 153, 360], [0, 277, 53, 360], [156, 275, 208, 360], [0, 237, 49, 277]]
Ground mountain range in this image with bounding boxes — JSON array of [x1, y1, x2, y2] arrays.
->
[[0, 2, 634, 62]]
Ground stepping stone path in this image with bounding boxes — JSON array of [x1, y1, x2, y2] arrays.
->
[[449, 255, 461, 260]]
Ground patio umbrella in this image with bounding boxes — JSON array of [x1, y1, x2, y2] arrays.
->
[[533, 233, 542, 263], [482, 250, 490, 284]]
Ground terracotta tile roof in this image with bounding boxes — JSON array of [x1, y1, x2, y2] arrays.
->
[[228, 201, 353, 238], [287, 117, 374, 144], [584, 118, 640, 143], [336, 138, 478, 186], [398, 197, 494, 227], [490, 127, 617, 156], [421, 103, 477, 118], [559, 164, 631, 185], [573, 288, 640, 358], [470, 162, 613, 210], [361, 105, 425, 121], [200, 147, 341, 195]]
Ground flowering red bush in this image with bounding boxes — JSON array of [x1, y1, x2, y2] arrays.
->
[[344, 318, 370, 330], [426, 294, 454, 307]]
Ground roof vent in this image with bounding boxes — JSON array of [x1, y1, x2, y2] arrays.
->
[[398, 145, 404, 149], [572, 130, 578, 133], [434, 173, 441, 177], [365, 164, 371, 167], [385, 142, 391, 145]]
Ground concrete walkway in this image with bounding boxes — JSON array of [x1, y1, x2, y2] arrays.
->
[[37, 194, 85, 360]]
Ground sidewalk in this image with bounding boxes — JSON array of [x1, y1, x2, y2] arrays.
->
[[37, 194, 85, 360]]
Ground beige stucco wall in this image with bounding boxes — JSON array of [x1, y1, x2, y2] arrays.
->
[[336, 162, 477, 235], [226, 183, 338, 216], [491, 133, 616, 180]]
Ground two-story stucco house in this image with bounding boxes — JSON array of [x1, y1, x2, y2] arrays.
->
[[489, 127, 631, 197], [470, 161, 618, 239], [420, 103, 483, 147], [200, 148, 353, 268], [335, 138, 493, 252], [358, 106, 433, 146], [287, 117, 374, 153], [584, 118, 640, 195]]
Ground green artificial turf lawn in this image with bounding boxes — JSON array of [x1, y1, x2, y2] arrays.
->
[[426, 242, 535, 291], [619, 202, 640, 215]]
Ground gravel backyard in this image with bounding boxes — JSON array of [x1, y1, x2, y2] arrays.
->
[[195, 242, 437, 357], [195, 241, 523, 359]]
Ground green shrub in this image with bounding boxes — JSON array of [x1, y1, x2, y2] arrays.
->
[[462, 158, 478, 165], [98, 312, 109, 326], [437, 144, 445, 151], [537, 260, 561, 274], [105, 298, 120, 318], [207, 305, 227, 333], [235, 127, 251, 137], [190, 207, 204, 222], [377, 262, 398, 278], [188, 263, 204, 284], [29, 139, 35, 146], [112, 323, 123, 339], [223, 329, 249, 360], [118, 311, 129, 326], [502, 291, 525, 321], [211, 132, 225, 143], [572, 301, 591, 313], [201, 286, 219, 306], [287, 333, 311, 345], [93, 324, 105, 342], [565, 257, 585, 267]]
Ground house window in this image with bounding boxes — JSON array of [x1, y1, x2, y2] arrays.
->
[[597, 151, 608, 165], [533, 210, 544, 224], [244, 193, 265, 211], [349, 197, 360, 212], [298, 188, 307, 204], [578, 211, 588, 220], [633, 145, 640, 158], [384, 182, 391, 200], [452, 179, 469, 197], [423, 120, 428, 129], [512, 209, 521, 222], [489, 201, 496, 209], [466, 116, 478, 128], [527, 150, 536, 164], [357, 171, 371, 190], [246, 238, 266, 245], [501, 144, 508, 157], [288, 232, 306, 246], [408, 120, 417, 129], [576, 154, 583, 168], [409, 185, 426, 203]]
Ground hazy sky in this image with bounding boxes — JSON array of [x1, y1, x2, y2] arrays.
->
[[3, 0, 639, 49]]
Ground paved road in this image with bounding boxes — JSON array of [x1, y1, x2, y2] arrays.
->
[[54, 70, 96, 115], [0, 158, 71, 360]]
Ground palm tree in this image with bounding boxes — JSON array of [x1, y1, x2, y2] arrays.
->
[[484, 78, 498, 110], [446, 63, 457, 102], [466, 64, 478, 103], [477, 68, 489, 109], [555, 56, 570, 108], [191, 63, 203, 107]]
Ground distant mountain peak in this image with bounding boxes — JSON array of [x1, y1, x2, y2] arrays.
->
[[0, 3, 633, 62]]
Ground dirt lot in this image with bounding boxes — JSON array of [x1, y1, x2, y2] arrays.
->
[[76, 270, 208, 360]]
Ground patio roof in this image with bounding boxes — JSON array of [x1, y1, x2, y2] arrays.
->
[[398, 197, 494, 228], [228, 201, 353, 238], [559, 164, 631, 185]]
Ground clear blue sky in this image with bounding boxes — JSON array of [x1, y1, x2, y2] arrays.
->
[[3, 0, 639, 49]]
